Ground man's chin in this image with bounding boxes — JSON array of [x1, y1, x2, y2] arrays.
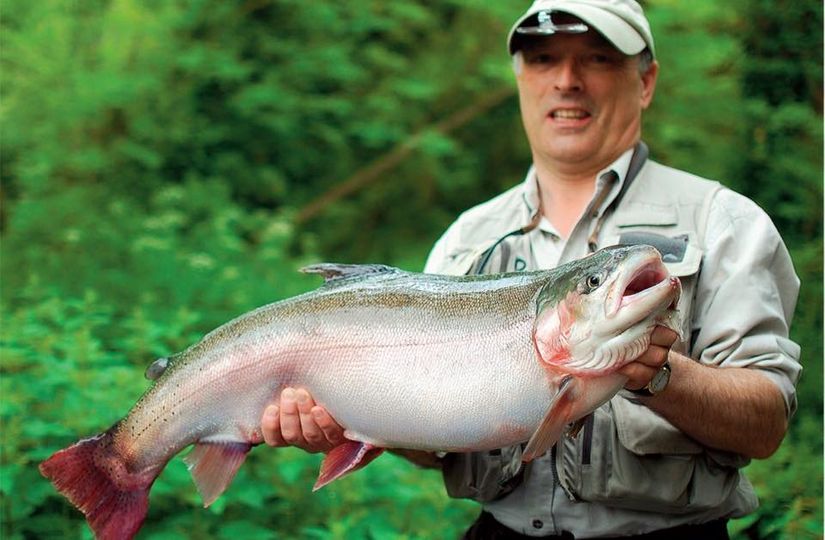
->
[[540, 144, 600, 167]]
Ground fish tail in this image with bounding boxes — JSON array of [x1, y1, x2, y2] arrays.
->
[[39, 430, 156, 540]]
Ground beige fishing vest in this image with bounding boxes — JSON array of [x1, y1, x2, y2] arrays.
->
[[431, 155, 760, 518]]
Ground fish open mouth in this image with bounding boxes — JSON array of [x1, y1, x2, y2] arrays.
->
[[623, 262, 669, 299], [611, 258, 680, 317]]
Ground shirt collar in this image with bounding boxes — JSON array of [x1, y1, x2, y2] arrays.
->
[[595, 147, 634, 216], [520, 146, 637, 234]]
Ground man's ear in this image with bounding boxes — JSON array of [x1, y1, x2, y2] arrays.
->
[[640, 60, 659, 109]]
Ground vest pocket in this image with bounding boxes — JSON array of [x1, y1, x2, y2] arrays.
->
[[441, 444, 525, 503], [559, 397, 745, 513]]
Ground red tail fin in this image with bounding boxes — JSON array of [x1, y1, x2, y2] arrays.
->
[[39, 432, 156, 540]]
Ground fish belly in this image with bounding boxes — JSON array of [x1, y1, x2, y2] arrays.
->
[[292, 317, 553, 451], [122, 293, 550, 461]]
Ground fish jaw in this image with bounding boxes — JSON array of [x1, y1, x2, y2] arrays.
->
[[533, 245, 682, 376]]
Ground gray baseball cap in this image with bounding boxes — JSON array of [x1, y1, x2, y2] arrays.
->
[[507, 0, 655, 57]]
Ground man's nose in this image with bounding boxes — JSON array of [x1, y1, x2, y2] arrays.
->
[[553, 58, 582, 92]]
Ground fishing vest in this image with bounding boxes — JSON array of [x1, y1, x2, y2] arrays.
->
[[430, 149, 760, 518]]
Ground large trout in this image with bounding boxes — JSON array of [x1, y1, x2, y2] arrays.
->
[[40, 245, 681, 539]]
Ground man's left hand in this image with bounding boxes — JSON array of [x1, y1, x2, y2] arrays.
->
[[619, 326, 678, 392]]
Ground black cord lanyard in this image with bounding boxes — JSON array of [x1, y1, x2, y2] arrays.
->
[[472, 142, 649, 275], [587, 141, 648, 253]]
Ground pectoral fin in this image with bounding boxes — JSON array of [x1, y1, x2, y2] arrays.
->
[[183, 441, 251, 507], [523, 376, 576, 462], [313, 440, 385, 491]]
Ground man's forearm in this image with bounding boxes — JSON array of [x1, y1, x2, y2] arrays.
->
[[644, 351, 788, 459]]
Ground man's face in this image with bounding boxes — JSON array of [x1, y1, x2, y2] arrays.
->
[[515, 24, 658, 174]]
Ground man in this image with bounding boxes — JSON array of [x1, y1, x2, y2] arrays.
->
[[261, 0, 802, 538]]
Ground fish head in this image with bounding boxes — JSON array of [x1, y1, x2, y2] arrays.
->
[[533, 245, 682, 376]]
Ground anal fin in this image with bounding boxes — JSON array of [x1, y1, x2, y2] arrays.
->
[[523, 376, 576, 462], [183, 441, 251, 507], [313, 440, 384, 491]]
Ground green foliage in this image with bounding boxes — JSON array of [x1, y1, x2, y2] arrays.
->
[[727, 3, 824, 535], [0, 0, 821, 538], [732, 415, 824, 539]]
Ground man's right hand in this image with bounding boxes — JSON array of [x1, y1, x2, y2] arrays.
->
[[261, 387, 345, 453]]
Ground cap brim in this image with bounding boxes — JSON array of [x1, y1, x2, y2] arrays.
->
[[508, 5, 647, 55]]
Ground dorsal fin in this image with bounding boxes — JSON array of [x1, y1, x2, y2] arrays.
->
[[300, 263, 398, 282], [144, 357, 169, 381]]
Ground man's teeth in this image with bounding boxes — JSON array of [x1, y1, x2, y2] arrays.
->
[[552, 109, 588, 119]]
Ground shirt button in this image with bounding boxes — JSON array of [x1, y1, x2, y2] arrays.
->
[[532, 519, 543, 529]]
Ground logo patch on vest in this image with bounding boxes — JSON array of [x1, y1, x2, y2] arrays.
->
[[618, 232, 688, 263]]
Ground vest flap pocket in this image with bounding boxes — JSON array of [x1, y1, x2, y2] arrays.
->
[[663, 242, 702, 277], [615, 231, 703, 277], [612, 395, 703, 455]]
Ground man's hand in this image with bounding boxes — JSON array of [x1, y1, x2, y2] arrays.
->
[[260, 388, 444, 468], [261, 387, 345, 453], [619, 326, 678, 391]]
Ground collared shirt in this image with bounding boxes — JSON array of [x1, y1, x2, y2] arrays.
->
[[521, 148, 634, 269], [425, 150, 801, 538]]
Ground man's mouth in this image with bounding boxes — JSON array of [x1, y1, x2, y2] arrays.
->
[[550, 108, 590, 120]]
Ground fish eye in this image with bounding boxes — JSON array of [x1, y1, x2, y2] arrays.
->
[[578, 273, 603, 294]]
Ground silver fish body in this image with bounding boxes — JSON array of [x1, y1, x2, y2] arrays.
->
[[40, 245, 681, 540], [134, 269, 554, 459]]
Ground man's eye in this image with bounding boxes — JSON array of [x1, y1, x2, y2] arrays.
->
[[526, 53, 554, 65]]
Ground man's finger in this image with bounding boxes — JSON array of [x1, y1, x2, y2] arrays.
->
[[295, 389, 327, 450], [651, 326, 678, 347], [619, 362, 658, 389], [261, 404, 286, 447], [279, 387, 305, 446], [631, 340, 671, 368], [312, 406, 345, 446]]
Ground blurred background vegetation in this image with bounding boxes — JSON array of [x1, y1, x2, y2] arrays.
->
[[0, 0, 821, 538]]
